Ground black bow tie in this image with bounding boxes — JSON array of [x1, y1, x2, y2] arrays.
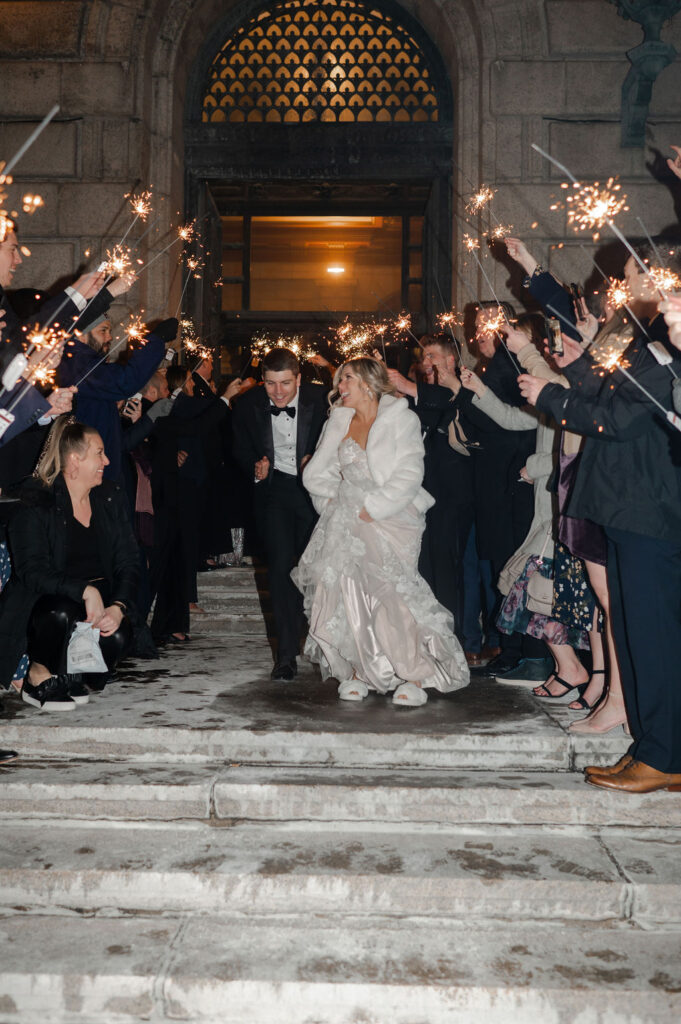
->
[[270, 406, 296, 418]]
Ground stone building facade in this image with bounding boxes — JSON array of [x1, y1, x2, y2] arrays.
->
[[1, 0, 680, 341]]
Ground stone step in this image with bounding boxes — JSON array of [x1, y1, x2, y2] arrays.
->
[[0, 914, 678, 1023], [190, 613, 269, 636], [1, 762, 679, 828], [0, 658, 631, 769], [0, 819, 679, 926]]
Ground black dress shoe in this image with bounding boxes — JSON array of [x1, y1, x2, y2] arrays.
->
[[0, 749, 18, 764], [271, 660, 297, 682], [472, 653, 519, 678]]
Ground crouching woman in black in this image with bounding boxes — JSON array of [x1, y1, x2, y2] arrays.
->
[[0, 418, 138, 711]]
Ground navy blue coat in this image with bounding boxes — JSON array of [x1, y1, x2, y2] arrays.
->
[[57, 332, 165, 481]]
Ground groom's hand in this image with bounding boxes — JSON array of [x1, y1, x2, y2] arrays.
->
[[254, 455, 270, 481]]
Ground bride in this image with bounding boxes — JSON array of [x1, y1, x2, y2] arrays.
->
[[293, 357, 469, 706]]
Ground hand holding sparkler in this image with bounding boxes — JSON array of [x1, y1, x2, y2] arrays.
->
[[667, 145, 681, 182], [517, 374, 548, 406], [107, 271, 137, 297], [385, 366, 416, 398], [46, 386, 76, 417], [504, 237, 538, 276], [460, 367, 485, 397], [222, 378, 244, 404], [501, 323, 533, 355], [254, 455, 270, 482], [659, 295, 681, 352]]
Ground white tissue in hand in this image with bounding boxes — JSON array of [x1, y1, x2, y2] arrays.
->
[[66, 622, 108, 673]]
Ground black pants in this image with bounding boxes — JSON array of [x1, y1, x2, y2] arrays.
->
[[149, 486, 201, 639], [606, 527, 681, 773], [27, 594, 132, 677], [259, 471, 316, 663]]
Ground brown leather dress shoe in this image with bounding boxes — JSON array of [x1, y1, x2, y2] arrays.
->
[[465, 651, 485, 668], [584, 752, 633, 778], [587, 760, 681, 793]]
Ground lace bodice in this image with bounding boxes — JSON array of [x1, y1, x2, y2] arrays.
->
[[339, 436, 377, 492]]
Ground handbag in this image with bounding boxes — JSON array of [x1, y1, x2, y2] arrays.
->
[[66, 622, 109, 674], [526, 528, 555, 616]]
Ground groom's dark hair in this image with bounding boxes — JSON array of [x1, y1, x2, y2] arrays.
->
[[262, 347, 300, 375]]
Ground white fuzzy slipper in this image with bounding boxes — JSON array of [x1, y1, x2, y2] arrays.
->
[[338, 679, 369, 701], [392, 682, 428, 707]]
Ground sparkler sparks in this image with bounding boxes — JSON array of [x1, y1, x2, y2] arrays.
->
[[566, 178, 629, 239], [184, 255, 203, 276], [21, 193, 43, 215], [476, 306, 507, 340], [463, 234, 480, 252], [0, 210, 13, 244], [488, 223, 513, 241], [129, 190, 153, 220], [125, 315, 147, 344], [437, 310, 464, 330], [102, 244, 133, 278], [465, 185, 496, 215], [178, 223, 195, 242], [648, 266, 681, 296], [606, 278, 632, 310], [394, 313, 411, 332]]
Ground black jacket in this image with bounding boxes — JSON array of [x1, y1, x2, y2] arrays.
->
[[411, 381, 474, 508], [0, 475, 139, 689], [231, 381, 328, 490], [536, 330, 681, 544]]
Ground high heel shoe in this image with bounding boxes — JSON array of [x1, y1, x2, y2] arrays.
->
[[568, 669, 605, 711], [534, 674, 587, 701]]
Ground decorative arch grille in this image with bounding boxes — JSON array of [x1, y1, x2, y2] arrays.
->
[[202, 0, 440, 125]]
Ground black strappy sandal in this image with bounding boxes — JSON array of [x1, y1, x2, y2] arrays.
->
[[569, 669, 605, 711], [534, 674, 588, 700]]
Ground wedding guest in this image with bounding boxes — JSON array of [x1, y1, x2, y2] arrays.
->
[[57, 317, 177, 482], [0, 418, 137, 710], [519, 240, 681, 792], [385, 335, 474, 645]]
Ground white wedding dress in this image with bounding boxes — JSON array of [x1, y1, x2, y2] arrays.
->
[[293, 437, 470, 693]]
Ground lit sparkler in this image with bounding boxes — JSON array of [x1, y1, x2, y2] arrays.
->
[[437, 310, 464, 330], [394, 313, 411, 332], [125, 315, 147, 345], [463, 234, 480, 252], [129, 190, 153, 220], [566, 177, 629, 240], [476, 306, 507, 340], [648, 266, 681, 296], [178, 223, 195, 242], [606, 278, 632, 310], [102, 244, 133, 278], [488, 223, 513, 242], [466, 185, 496, 215]]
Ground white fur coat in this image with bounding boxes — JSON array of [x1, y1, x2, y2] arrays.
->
[[302, 394, 434, 521]]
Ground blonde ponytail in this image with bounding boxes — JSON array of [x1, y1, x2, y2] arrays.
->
[[34, 416, 98, 487]]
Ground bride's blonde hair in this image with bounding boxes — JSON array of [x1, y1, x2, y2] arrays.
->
[[329, 356, 397, 408]]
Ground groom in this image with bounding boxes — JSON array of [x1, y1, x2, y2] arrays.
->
[[232, 348, 327, 680]]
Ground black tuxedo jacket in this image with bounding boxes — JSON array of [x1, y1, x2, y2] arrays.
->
[[231, 381, 328, 489]]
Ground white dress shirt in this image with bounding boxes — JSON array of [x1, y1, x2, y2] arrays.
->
[[270, 389, 299, 476]]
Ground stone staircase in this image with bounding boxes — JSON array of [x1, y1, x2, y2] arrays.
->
[[0, 567, 679, 1023]]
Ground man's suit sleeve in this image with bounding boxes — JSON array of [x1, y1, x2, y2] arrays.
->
[[231, 392, 260, 478]]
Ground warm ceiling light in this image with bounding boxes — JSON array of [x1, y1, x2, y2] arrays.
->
[[327, 265, 345, 274]]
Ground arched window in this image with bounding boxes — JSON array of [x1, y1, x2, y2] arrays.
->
[[202, 0, 441, 125]]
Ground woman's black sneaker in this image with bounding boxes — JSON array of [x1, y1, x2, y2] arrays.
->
[[22, 675, 76, 712], [66, 674, 90, 705], [82, 672, 110, 693]]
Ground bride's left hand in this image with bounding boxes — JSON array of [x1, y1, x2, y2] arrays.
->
[[359, 507, 373, 522]]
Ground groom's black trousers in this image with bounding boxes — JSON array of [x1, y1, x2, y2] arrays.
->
[[257, 470, 316, 664]]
